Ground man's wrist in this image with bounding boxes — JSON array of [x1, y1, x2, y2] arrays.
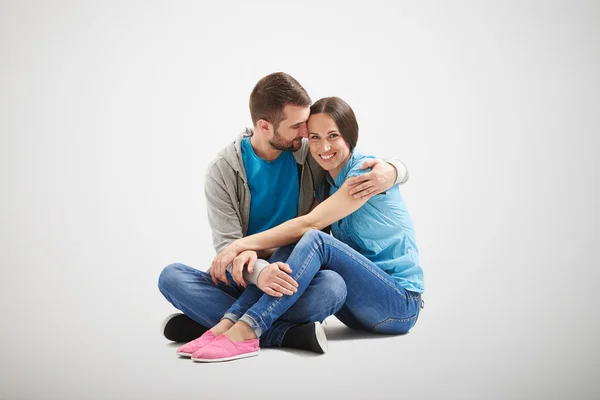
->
[[388, 161, 399, 183], [243, 259, 269, 285], [385, 159, 408, 185]]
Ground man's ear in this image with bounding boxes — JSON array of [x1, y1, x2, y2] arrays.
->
[[256, 119, 272, 135]]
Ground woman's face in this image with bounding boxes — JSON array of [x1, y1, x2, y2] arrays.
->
[[307, 113, 351, 178]]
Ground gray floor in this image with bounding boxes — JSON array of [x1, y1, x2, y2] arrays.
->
[[2, 1, 599, 399], [1, 252, 598, 399]]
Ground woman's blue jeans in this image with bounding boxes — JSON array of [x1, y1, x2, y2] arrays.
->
[[225, 229, 423, 337]]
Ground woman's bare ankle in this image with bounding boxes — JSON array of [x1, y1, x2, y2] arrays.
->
[[210, 319, 234, 336], [224, 321, 257, 342]]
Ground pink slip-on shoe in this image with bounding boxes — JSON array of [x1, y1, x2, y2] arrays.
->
[[191, 335, 260, 363], [175, 330, 216, 357]]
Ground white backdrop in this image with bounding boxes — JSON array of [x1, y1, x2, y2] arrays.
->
[[1, 1, 599, 399]]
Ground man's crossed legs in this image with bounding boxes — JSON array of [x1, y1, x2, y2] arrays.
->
[[158, 245, 347, 352]]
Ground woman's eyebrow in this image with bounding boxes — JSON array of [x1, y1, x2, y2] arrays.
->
[[309, 130, 339, 135]]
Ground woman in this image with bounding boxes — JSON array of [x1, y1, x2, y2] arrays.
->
[[179, 97, 424, 362]]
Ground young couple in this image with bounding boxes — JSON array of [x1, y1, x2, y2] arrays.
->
[[158, 72, 424, 363]]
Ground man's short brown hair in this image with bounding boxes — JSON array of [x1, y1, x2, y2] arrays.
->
[[249, 72, 311, 128]]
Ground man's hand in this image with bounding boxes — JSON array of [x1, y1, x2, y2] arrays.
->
[[257, 262, 299, 297], [347, 158, 397, 199], [210, 242, 241, 286], [230, 250, 258, 287]]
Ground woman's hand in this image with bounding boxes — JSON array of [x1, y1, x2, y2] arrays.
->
[[347, 158, 397, 199], [257, 262, 299, 297], [210, 242, 242, 286]]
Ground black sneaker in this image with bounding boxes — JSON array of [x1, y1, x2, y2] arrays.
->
[[281, 322, 328, 354], [161, 313, 208, 342]]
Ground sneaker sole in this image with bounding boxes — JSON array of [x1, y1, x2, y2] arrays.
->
[[161, 313, 208, 342], [160, 313, 181, 337], [191, 350, 260, 363], [176, 351, 193, 357], [315, 322, 328, 354]]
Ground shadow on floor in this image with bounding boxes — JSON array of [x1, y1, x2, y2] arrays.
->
[[324, 325, 408, 341]]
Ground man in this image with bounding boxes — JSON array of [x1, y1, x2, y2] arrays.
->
[[158, 72, 409, 354]]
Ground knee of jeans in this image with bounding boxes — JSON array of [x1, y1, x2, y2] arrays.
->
[[300, 228, 327, 246], [158, 263, 185, 294], [319, 270, 347, 311]]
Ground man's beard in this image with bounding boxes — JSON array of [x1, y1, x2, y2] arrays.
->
[[269, 127, 302, 152]]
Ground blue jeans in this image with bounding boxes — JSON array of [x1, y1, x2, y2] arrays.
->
[[158, 245, 347, 347], [225, 229, 423, 337]]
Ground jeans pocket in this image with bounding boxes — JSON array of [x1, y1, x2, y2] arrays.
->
[[373, 314, 418, 334]]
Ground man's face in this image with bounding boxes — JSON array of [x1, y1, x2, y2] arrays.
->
[[269, 104, 310, 152]]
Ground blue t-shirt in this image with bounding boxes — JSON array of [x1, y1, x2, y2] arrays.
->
[[241, 137, 299, 235], [316, 150, 424, 293]]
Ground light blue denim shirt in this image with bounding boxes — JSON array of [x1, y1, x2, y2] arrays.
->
[[317, 150, 424, 293]]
